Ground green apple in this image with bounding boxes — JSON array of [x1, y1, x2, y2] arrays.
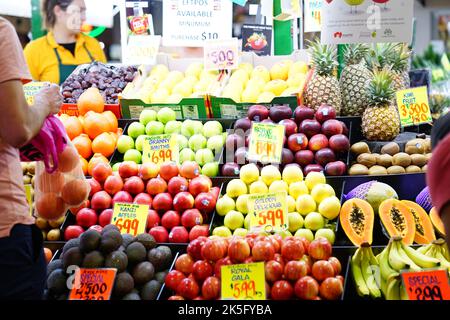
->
[[226, 179, 248, 198], [239, 163, 259, 185], [275, 229, 293, 239], [139, 109, 157, 126], [201, 162, 219, 177], [244, 214, 251, 230], [195, 149, 214, 166], [236, 194, 249, 214], [189, 134, 207, 152], [202, 121, 223, 138], [288, 212, 304, 233], [128, 122, 146, 139], [164, 120, 182, 134], [157, 107, 176, 124], [207, 135, 224, 153], [112, 162, 121, 172], [181, 120, 203, 138], [175, 134, 188, 150], [315, 228, 335, 245], [179, 148, 195, 163], [224, 210, 244, 230], [213, 226, 232, 237], [294, 228, 314, 242], [216, 195, 235, 216], [233, 228, 248, 237], [145, 121, 164, 135], [124, 149, 142, 164], [304, 212, 325, 231], [135, 135, 149, 152], [117, 135, 134, 154]]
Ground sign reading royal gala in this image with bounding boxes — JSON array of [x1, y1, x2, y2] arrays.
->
[[162, 0, 233, 47], [321, 0, 413, 45]]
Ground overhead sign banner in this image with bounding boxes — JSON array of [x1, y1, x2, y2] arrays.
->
[[304, 0, 322, 33], [321, 0, 413, 45], [162, 0, 233, 47]]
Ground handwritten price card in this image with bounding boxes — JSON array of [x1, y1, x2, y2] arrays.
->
[[401, 269, 450, 300], [221, 262, 266, 300], [248, 192, 288, 233], [248, 122, 285, 164], [69, 268, 117, 300], [204, 38, 239, 71], [142, 134, 179, 166], [396, 86, 432, 127], [112, 203, 148, 236]]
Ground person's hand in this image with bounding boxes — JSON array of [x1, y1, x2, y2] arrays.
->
[[34, 83, 63, 115]]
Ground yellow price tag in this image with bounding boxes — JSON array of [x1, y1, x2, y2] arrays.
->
[[142, 134, 179, 166], [248, 192, 288, 233], [248, 122, 285, 164], [24, 184, 33, 216], [111, 203, 148, 236], [396, 86, 432, 127], [221, 262, 266, 300], [23, 82, 48, 106]]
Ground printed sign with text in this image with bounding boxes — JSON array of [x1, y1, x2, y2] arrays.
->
[[396, 86, 432, 127], [69, 268, 117, 300], [402, 269, 450, 300], [242, 24, 272, 56]]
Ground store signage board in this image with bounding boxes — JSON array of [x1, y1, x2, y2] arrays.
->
[[321, 0, 413, 44], [401, 269, 450, 300], [221, 262, 266, 300], [162, 0, 233, 47], [396, 86, 432, 127], [112, 203, 148, 237], [248, 122, 285, 164], [69, 268, 117, 300], [248, 192, 288, 233], [204, 38, 239, 71], [304, 0, 322, 33], [23, 82, 48, 106], [125, 35, 161, 65], [242, 24, 272, 56], [142, 134, 179, 165]]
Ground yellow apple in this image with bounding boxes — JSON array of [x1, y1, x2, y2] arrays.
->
[[167, 93, 183, 104], [172, 82, 193, 97], [138, 88, 155, 104], [257, 91, 276, 103], [194, 80, 210, 93], [281, 87, 299, 96], [200, 69, 219, 79], [223, 91, 241, 103], [185, 62, 203, 79], [230, 69, 249, 85], [223, 83, 244, 95], [144, 75, 162, 88], [151, 88, 170, 103], [241, 87, 260, 103], [239, 62, 254, 75], [251, 65, 271, 83], [281, 59, 294, 68], [150, 64, 169, 78], [158, 79, 176, 93], [287, 73, 307, 88], [270, 62, 290, 81], [264, 80, 288, 96], [166, 71, 184, 83], [289, 61, 309, 78]]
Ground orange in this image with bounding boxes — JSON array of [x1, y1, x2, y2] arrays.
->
[[88, 153, 109, 176], [103, 111, 118, 133], [77, 87, 105, 116], [44, 248, 53, 264], [92, 132, 116, 158], [63, 116, 83, 140], [79, 156, 88, 175], [83, 112, 110, 140], [72, 134, 92, 159]]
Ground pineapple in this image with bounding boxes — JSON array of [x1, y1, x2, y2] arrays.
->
[[388, 44, 411, 91], [340, 44, 372, 116], [362, 69, 400, 141], [304, 40, 342, 114]]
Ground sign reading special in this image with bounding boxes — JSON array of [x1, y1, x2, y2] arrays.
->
[[221, 262, 266, 300], [396, 86, 432, 127], [321, 0, 413, 44], [69, 268, 117, 300], [401, 269, 450, 300], [248, 192, 288, 233], [162, 0, 233, 47], [142, 134, 179, 165], [248, 122, 285, 164], [112, 203, 149, 236]]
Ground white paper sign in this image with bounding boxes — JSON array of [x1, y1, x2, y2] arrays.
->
[[124, 35, 161, 65], [304, 0, 322, 33], [204, 38, 239, 71], [162, 0, 233, 47], [321, 0, 413, 45]]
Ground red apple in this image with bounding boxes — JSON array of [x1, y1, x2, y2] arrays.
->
[[168, 295, 185, 300], [281, 148, 294, 165], [92, 163, 112, 184], [91, 191, 112, 211], [265, 260, 284, 283], [336, 275, 345, 286], [329, 134, 350, 153], [98, 209, 113, 227], [234, 147, 248, 165], [76, 208, 97, 228], [169, 226, 189, 243], [103, 175, 124, 196], [64, 225, 84, 240], [252, 240, 275, 262], [202, 276, 220, 300], [284, 260, 309, 282], [173, 192, 195, 212], [214, 257, 232, 278], [176, 277, 200, 300], [294, 150, 315, 167], [308, 134, 329, 151], [340, 121, 349, 136], [269, 105, 292, 122], [315, 105, 336, 123], [308, 238, 332, 260], [165, 270, 186, 291], [161, 210, 180, 230], [312, 260, 335, 282], [201, 239, 226, 261], [187, 237, 208, 261], [189, 225, 209, 241], [210, 187, 220, 201], [149, 226, 169, 243], [248, 104, 269, 121], [325, 161, 347, 176], [294, 106, 315, 124], [112, 191, 133, 205], [146, 177, 167, 196], [146, 209, 160, 229], [194, 192, 216, 215], [228, 238, 251, 263], [297, 237, 311, 253], [273, 253, 285, 269], [152, 193, 173, 212], [304, 164, 324, 175], [234, 118, 252, 132], [271, 280, 294, 300], [175, 253, 194, 275], [189, 176, 211, 197], [295, 276, 319, 300], [70, 200, 89, 216], [287, 133, 308, 153], [321, 119, 343, 137], [167, 176, 189, 196], [268, 235, 282, 253], [314, 148, 336, 166], [133, 193, 152, 206], [179, 161, 200, 179], [299, 119, 322, 138], [301, 255, 313, 274], [192, 260, 213, 283], [88, 178, 102, 198], [123, 176, 145, 195], [319, 277, 343, 300], [181, 209, 203, 229], [281, 238, 305, 261], [221, 162, 240, 177], [118, 161, 139, 179], [279, 119, 297, 137], [138, 162, 159, 180], [328, 257, 342, 275], [159, 162, 179, 182]]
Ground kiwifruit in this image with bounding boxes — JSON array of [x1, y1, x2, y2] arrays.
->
[[350, 142, 370, 155], [406, 165, 422, 173], [357, 153, 377, 167], [372, 153, 380, 163], [424, 138, 431, 153], [377, 154, 393, 167], [349, 164, 369, 176], [368, 165, 388, 175], [410, 154, 427, 167], [405, 139, 426, 154], [381, 142, 400, 156], [422, 165, 427, 172], [392, 153, 411, 167], [387, 166, 406, 174], [426, 153, 432, 162]]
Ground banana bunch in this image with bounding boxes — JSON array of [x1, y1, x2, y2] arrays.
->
[[351, 245, 382, 299], [417, 239, 450, 271]]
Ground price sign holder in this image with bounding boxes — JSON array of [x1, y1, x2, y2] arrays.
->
[[248, 192, 288, 233], [221, 262, 266, 300], [396, 86, 432, 127], [23, 82, 48, 106], [248, 122, 285, 164], [69, 268, 117, 300], [401, 269, 450, 300], [142, 134, 179, 166], [204, 38, 239, 71], [112, 203, 148, 236], [24, 184, 33, 216], [125, 35, 161, 65]]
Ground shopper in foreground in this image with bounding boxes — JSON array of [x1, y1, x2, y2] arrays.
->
[[0, 17, 62, 300]]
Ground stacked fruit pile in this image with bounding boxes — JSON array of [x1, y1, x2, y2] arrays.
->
[[219, 60, 309, 103], [223, 104, 349, 177], [22, 161, 36, 189], [115, 108, 224, 178], [165, 235, 343, 300], [45, 227, 173, 300], [36, 215, 65, 242]]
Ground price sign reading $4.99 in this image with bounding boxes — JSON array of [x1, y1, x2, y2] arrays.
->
[[204, 38, 239, 71], [142, 134, 179, 166], [401, 269, 450, 300], [248, 192, 288, 233], [69, 268, 117, 300], [396, 86, 432, 127], [221, 262, 266, 300], [112, 203, 148, 237]]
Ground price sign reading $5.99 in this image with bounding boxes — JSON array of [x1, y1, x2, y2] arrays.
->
[[221, 262, 266, 300], [142, 134, 179, 166], [112, 203, 148, 237], [401, 269, 450, 300], [396, 86, 432, 127], [204, 38, 239, 71], [69, 268, 117, 300], [248, 192, 288, 233]]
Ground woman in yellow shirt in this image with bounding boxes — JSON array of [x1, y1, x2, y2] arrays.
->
[[24, 0, 107, 84]]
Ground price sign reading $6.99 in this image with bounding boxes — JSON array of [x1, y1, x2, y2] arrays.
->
[[112, 203, 148, 237], [69, 268, 117, 300], [401, 269, 450, 300], [142, 134, 179, 166], [248, 192, 288, 233], [221, 262, 266, 300], [204, 38, 239, 71]]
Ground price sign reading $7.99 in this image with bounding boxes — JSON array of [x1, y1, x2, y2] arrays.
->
[[204, 38, 239, 71], [221, 262, 266, 300], [142, 134, 179, 166], [396, 86, 432, 127], [112, 203, 148, 237], [248, 192, 288, 233], [69, 268, 117, 300], [401, 269, 450, 300]]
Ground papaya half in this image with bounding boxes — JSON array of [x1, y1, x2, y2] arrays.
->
[[430, 207, 446, 237], [379, 199, 415, 245], [340, 198, 374, 246], [401, 200, 436, 244]]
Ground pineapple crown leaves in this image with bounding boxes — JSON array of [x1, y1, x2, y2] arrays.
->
[[364, 43, 410, 72], [368, 68, 396, 107], [307, 39, 338, 76], [343, 44, 369, 65]]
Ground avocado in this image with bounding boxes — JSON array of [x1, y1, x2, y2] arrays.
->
[[126, 242, 147, 265], [99, 230, 123, 254], [102, 224, 120, 234], [82, 250, 105, 268], [157, 246, 173, 269], [117, 245, 126, 252], [62, 238, 80, 255], [62, 247, 83, 269], [47, 259, 63, 276], [113, 272, 134, 297], [154, 271, 168, 284], [47, 269, 68, 295], [140, 280, 161, 300], [132, 261, 155, 285], [135, 233, 157, 250], [122, 234, 135, 248], [79, 229, 101, 253], [147, 248, 165, 272], [122, 292, 141, 300], [105, 250, 128, 272], [56, 293, 69, 301]]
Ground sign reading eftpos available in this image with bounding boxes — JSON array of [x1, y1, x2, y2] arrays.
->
[[321, 0, 413, 45], [163, 0, 233, 47]]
